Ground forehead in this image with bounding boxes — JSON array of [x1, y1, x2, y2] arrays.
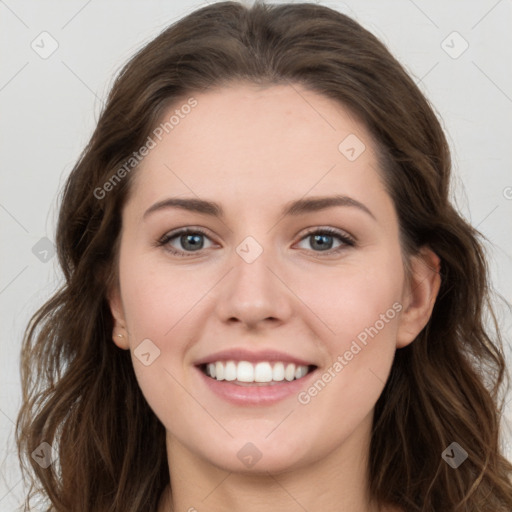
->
[[127, 83, 387, 216]]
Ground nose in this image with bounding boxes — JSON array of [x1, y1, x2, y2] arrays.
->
[[214, 243, 294, 329]]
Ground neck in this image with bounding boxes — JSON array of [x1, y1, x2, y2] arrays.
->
[[157, 413, 394, 512]]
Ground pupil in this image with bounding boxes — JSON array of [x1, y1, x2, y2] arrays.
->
[[182, 234, 203, 251], [313, 234, 332, 251]]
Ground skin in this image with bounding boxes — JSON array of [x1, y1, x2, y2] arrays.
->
[[108, 82, 441, 512]]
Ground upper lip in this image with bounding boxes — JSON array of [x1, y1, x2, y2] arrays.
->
[[194, 348, 317, 367]]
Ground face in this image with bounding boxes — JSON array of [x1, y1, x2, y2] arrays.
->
[[109, 82, 439, 474]]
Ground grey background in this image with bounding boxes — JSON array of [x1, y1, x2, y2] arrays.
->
[[1, 0, 511, 509]]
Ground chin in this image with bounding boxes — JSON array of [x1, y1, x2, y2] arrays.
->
[[196, 435, 315, 475]]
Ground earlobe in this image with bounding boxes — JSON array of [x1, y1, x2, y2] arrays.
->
[[396, 247, 441, 349], [107, 286, 130, 350]]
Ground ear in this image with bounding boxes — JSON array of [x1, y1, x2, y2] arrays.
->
[[107, 285, 130, 350], [396, 246, 441, 349]]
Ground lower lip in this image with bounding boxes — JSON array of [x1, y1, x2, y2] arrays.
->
[[195, 366, 318, 406]]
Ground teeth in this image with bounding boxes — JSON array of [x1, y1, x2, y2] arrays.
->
[[215, 361, 224, 380], [224, 361, 237, 381], [205, 360, 311, 383], [238, 361, 254, 382], [295, 365, 308, 379], [285, 363, 295, 381], [273, 362, 285, 381], [254, 362, 272, 382]]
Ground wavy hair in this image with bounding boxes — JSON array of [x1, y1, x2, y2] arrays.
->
[[16, 1, 512, 511]]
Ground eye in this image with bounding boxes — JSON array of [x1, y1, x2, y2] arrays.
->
[[295, 227, 355, 255], [156, 228, 214, 257], [156, 226, 356, 258]]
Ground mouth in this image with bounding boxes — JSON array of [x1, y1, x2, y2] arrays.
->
[[197, 360, 318, 386]]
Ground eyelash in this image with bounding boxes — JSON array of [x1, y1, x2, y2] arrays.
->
[[156, 226, 356, 258]]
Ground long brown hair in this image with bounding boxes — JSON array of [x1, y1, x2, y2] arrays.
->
[[16, 2, 512, 510]]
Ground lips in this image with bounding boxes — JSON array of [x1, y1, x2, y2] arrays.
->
[[194, 348, 317, 384], [193, 347, 319, 404], [195, 362, 319, 405]]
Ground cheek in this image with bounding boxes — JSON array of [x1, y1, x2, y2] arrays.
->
[[294, 255, 404, 344], [117, 255, 206, 425], [119, 252, 208, 343], [291, 253, 403, 410]]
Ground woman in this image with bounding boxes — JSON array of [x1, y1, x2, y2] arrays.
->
[[16, 1, 512, 511]]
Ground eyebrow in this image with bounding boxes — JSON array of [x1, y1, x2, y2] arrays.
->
[[143, 194, 376, 221]]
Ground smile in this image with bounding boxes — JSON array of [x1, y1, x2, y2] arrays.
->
[[201, 360, 316, 385], [196, 360, 319, 405]]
